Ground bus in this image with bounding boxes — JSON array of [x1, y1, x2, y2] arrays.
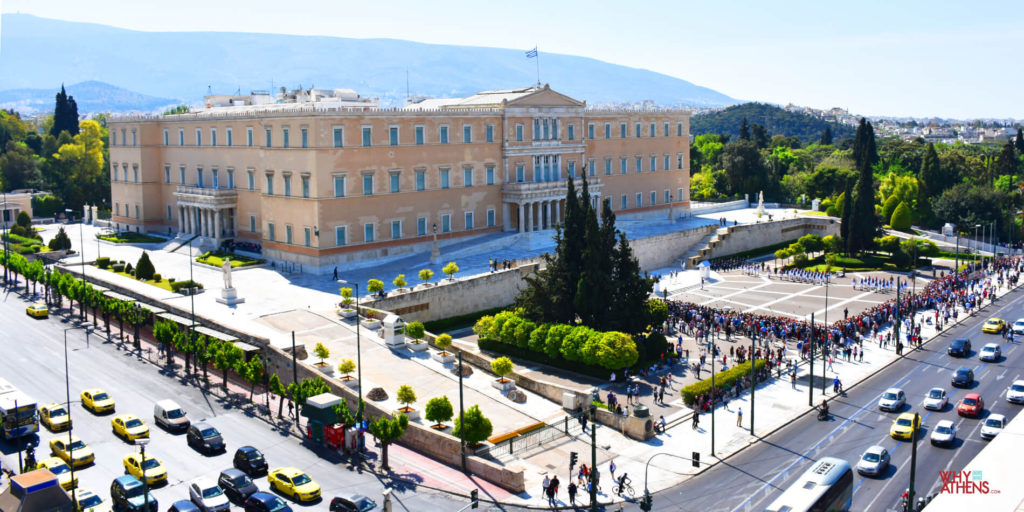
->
[[763, 457, 853, 512], [0, 378, 39, 440]]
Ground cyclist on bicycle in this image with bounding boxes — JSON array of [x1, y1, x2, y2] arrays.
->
[[616, 472, 631, 495]]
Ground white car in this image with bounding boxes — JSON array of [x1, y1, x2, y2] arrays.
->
[[931, 420, 957, 446], [981, 414, 1006, 439], [979, 343, 1002, 362], [879, 388, 906, 412], [856, 445, 890, 476], [189, 478, 230, 512], [923, 387, 948, 411], [1007, 380, 1024, 404], [1012, 319, 1024, 335]]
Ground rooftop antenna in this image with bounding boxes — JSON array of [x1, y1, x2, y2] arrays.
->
[[207, 84, 212, 95]]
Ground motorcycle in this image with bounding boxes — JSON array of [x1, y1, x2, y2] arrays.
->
[[816, 406, 830, 421]]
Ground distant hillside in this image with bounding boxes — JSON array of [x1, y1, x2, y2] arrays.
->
[[691, 103, 856, 143], [0, 14, 736, 109], [0, 80, 178, 115]]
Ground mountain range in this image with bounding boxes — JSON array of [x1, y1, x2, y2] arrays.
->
[[0, 14, 737, 113], [0, 80, 177, 115]]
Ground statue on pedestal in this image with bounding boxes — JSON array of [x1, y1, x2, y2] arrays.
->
[[222, 258, 232, 289], [757, 190, 766, 215]]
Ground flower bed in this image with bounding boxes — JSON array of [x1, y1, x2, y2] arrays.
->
[[195, 250, 264, 268]]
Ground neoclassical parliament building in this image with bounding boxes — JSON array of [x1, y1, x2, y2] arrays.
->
[[108, 85, 691, 271]]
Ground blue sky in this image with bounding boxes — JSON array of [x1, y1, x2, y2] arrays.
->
[[2, 0, 1022, 118]]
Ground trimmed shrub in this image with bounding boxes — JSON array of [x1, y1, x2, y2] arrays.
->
[[513, 320, 536, 349], [561, 326, 597, 362], [890, 201, 912, 231], [881, 194, 900, 222], [135, 252, 156, 281], [112, 263, 126, 273], [544, 324, 573, 360], [499, 315, 523, 345], [96, 257, 111, 269], [152, 273, 162, 282], [124, 263, 134, 274], [48, 227, 72, 251], [528, 324, 551, 353], [680, 359, 766, 407]]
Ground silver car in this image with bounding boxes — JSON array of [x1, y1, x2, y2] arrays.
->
[[857, 445, 890, 476], [980, 343, 1001, 362], [1012, 319, 1024, 335], [931, 420, 956, 446], [923, 387, 948, 411], [1007, 380, 1024, 404], [189, 478, 230, 512], [981, 414, 1006, 439], [878, 388, 906, 412]]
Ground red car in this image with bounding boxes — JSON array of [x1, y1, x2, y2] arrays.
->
[[957, 393, 984, 418]]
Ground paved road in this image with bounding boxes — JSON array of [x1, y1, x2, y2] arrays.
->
[[0, 284, 469, 512], [650, 285, 1024, 512]]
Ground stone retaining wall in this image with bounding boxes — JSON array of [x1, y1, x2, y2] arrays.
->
[[629, 224, 717, 270], [689, 215, 840, 266]]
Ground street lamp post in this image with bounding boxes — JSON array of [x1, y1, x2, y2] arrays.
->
[[430, 223, 440, 265], [2, 191, 9, 286], [822, 275, 828, 395], [338, 279, 363, 421], [66, 209, 86, 283], [137, 438, 151, 509], [64, 325, 90, 507]]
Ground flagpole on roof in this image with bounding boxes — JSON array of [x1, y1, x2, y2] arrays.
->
[[535, 44, 541, 87]]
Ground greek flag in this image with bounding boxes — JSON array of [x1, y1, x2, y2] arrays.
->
[[525, 47, 538, 58]]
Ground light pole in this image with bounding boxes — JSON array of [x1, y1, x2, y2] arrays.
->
[[337, 279, 363, 421], [2, 191, 9, 285], [429, 223, 440, 265], [65, 209, 86, 283], [137, 438, 151, 508], [822, 275, 828, 395], [975, 224, 981, 265], [64, 325, 90, 508]]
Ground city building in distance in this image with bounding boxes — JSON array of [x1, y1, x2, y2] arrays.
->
[[108, 85, 691, 272]]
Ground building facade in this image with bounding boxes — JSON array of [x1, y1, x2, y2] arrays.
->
[[108, 85, 691, 272]]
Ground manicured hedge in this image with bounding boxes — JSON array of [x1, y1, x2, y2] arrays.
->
[[680, 359, 766, 407], [424, 306, 507, 334], [196, 250, 264, 268], [477, 337, 611, 379], [170, 279, 204, 293], [98, 232, 166, 243]]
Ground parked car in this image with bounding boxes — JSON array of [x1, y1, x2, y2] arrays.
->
[[244, 492, 292, 512], [878, 388, 906, 412], [923, 388, 948, 410], [233, 446, 269, 476], [187, 422, 225, 454], [1007, 380, 1024, 404], [38, 456, 77, 490], [154, 400, 190, 433], [979, 343, 1001, 362], [39, 403, 72, 432], [951, 367, 975, 388], [26, 302, 49, 318], [123, 453, 168, 486], [218, 469, 259, 503], [981, 414, 1006, 439], [110, 475, 158, 512], [948, 338, 972, 357], [855, 446, 890, 477], [329, 493, 377, 512], [167, 501, 201, 512], [189, 478, 231, 512], [957, 393, 984, 418], [930, 420, 957, 446], [49, 433, 95, 468]]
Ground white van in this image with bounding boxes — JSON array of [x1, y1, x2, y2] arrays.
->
[[154, 399, 190, 432]]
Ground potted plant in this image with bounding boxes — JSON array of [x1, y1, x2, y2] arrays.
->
[[338, 359, 357, 388], [405, 321, 429, 353], [393, 274, 407, 293], [338, 287, 357, 318], [395, 384, 418, 420], [418, 268, 434, 289], [425, 396, 453, 431], [442, 261, 459, 282], [360, 309, 382, 330], [490, 356, 516, 391], [367, 278, 385, 298], [313, 342, 333, 375], [431, 333, 455, 363]]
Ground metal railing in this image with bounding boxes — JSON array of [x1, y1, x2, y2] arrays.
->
[[475, 409, 587, 461]]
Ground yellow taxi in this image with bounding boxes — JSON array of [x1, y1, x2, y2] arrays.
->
[[111, 414, 150, 442], [75, 488, 112, 512], [982, 317, 1006, 334], [48, 434, 95, 468], [26, 302, 49, 318], [40, 403, 72, 432], [38, 457, 77, 490], [122, 453, 168, 486], [890, 412, 921, 441], [268, 467, 321, 502], [81, 389, 115, 414]]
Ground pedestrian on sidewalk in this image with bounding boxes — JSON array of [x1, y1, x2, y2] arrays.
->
[[609, 460, 616, 482], [550, 475, 560, 501], [832, 376, 840, 394], [568, 481, 577, 505], [546, 479, 556, 506], [736, 407, 743, 427], [692, 411, 700, 430], [658, 387, 665, 404], [543, 474, 550, 497]]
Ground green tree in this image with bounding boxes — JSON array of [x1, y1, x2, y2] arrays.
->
[[996, 142, 1019, 180], [849, 120, 878, 255], [820, 126, 833, 145], [135, 251, 155, 281], [367, 279, 384, 295], [241, 355, 264, 402], [453, 404, 493, 446], [490, 357, 514, 382], [881, 195, 901, 223], [418, 268, 434, 285], [50, 85, 80, 137], [396, 385, 416, 412], [368, 413, 408, 470], [435, 333, 453, 355], [213, 340, 244, 389], [393, 274, 407, 290], [916, 143, 941, 226], [822, 235, 843, 255], [405, 321, 425, 342], [774, 248, 790, 267], [797, 234, 823, 257], [1015, 127, 1024, 154], [338, 359, 356, 379], [16, 210, 30, 230], [269, 374, 288, 418], [0, 141, 43, 192], [424, 396, 453, 428], [595, 331, 639, 370], [839, 181, 853, 254], [162, 105, 191, 115], [442, 261, 459, 281], [339, 287, 354, 309], [890, 201, 912, 231], [48, 226, 72, 251], [313, 342, 330, 365], [739, 117, 750, 140]]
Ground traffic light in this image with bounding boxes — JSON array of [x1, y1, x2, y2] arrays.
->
[[470, 489, 479, 509], [692, 451, 700, 468], [569, 451, 578, 471], [640, 491, 653, 511]]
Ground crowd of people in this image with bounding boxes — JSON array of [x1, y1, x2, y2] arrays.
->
[[668, 256, 1023, 412], [221, 239, 262, 254]]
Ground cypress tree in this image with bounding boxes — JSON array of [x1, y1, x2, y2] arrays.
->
[[739, 117, 750, 140], [1015, 127, 1024, 154], [609, 232, 654, 334], [820, 126, 833, 145], [996, 142, 1018, 179], [839, 180, 853, 255], [916, 143, 940, 226], [50, 85, 80, 137], [848, 121, 879, 255]]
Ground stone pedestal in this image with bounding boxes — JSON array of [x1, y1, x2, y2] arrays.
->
[[216, 287, 245, 305]]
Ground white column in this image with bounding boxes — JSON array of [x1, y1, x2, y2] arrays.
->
[[177, 206, 184, 233], [214, 209, 223, 243], [525, 202, 532, 232], [202, 209, 210, 237], [186, 206, 193, 234], [545, 201, 552, 229], [518, 203, 525, 233]]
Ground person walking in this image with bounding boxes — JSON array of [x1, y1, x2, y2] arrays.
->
[[542, 474, 551, 498], [658, 387, 665, 404], [832, 376, 840, 394], [549, 475, 560, 505], [609, 460, 617, 482], [546, 478, 556, 506], [736, 407, 743, 427], [568, 481, 578, 505]]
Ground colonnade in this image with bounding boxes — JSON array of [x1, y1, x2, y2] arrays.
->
[[177, 205, 235, 242]]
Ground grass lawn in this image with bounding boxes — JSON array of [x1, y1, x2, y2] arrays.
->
[[800, 210, 828, 216], [195, 250, 264, 268], [107, 269, 174, 291], [98, 232, 166, 243], [802, 253, 898, 272]]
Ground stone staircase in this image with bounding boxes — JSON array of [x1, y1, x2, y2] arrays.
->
[[684, 226, 731, 268]]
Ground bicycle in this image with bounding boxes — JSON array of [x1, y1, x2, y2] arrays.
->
[[615, 481, 635, 498]]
